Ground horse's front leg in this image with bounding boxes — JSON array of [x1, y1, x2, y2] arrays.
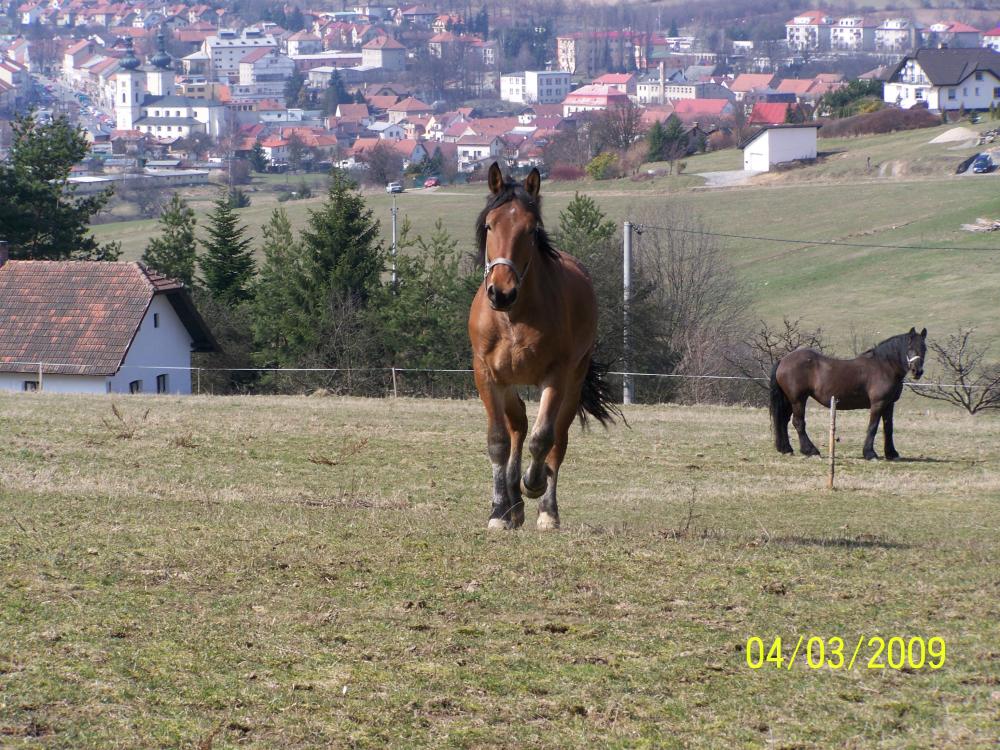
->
[[863, 403, 883, 460], [882, 402, 899, 460], [474, 365, 513, 530], [503, 390, 528, 529], [522, 379, 563, 502]]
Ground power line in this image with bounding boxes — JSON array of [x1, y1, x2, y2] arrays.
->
[[633, 224, 1000, 253]]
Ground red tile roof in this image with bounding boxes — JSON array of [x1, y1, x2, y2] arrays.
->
[[0, 261, 213, 375], [748, 101, 792, 125]]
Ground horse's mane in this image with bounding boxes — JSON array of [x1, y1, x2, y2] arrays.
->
[[474, 179, 559, 267], [862, 333, 908, 363]]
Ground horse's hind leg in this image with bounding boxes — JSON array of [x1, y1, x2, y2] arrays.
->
[[882, 402, 899, 460], [503, 390, 528, 528], [792, 399, 821, 456]]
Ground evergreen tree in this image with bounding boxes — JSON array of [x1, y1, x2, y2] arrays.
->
[[252, 207, 298, 358], [374, 218, 479, 371], [0, 113, 119, 260], [669, 19, 679, 37], [250, 141, 269, 172], [284, 69, 305, 108], [647, 119, 667, 161], [141, 193, 197, 285], [199, 191, 256, 305]]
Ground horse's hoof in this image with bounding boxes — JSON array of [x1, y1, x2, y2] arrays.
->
[[487, 518, 510, 531], [509, 503, 525, 528], [886, 453, 900, 461], [537, 512, 559, 531], [863, 453, 879, 461], [521, 474, 546, 499]]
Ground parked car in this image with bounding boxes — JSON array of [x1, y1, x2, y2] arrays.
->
[[423, 177, 439, 187], [386, 181, 403, 194], [972, 154, 993, 173]]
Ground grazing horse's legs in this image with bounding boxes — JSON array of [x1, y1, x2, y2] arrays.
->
[[791, 398, 821, 456], [503, 390, 528, 528], [474, 365, 513, 530], [863, 402, 884, 460], [882, 402, 899, 460], [522, 379, 563, 500]]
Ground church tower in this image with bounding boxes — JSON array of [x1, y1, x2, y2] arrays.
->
[[146, 30, 175, 97], [114, 38, 143, 131]]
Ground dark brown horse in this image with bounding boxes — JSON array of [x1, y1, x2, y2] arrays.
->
[[770, 328, 926, 460], [468, 163, 621, 530]]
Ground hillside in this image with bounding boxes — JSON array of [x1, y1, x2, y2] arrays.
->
[[1, 393, 998, 747], [91, 123, 1000, 351]]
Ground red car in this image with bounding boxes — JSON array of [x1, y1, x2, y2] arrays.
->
[[423, 177, 439, 187]]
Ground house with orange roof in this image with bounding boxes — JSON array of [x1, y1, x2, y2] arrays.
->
[[592, 72, 637, 97], [984, 27, 1000, 52], [924, 21, 982, 49], [362, 35, 405, 70], [561, 84, 630, 117], [748, 101, 797, 126], [286, 30, 322, 56], [365, 93, 400, 112], [729, 73, 778, 101], [456, 133, 504, 172], [671, 98, 734, 123], [388, 138, 427, 166], [785, 10, 834, 51], [387, 96, 432, 123]]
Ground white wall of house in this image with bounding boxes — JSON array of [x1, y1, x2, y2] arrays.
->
[[0, 373, 107, 394], [108, 295, 194, 395], [743, 127, 817, 172]]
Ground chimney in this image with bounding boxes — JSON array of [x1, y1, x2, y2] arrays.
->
[[0, 240, 8, 268]]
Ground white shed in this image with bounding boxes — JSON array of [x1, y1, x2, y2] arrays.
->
[[741, 124, 821, 172], [0, 258, 215, 395]]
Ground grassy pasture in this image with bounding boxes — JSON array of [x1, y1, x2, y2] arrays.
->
[[1, 393, 998, 748]]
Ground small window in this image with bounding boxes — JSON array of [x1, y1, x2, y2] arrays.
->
[[153, 312, 160, 328], [156, 374, 168, 393], [129, 380, 143, 394], [949, 88, 956, 100], [976, 72, 983, 81], [23, 380, 38, 391]]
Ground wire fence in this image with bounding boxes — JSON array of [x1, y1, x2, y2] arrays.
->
[[3, 361, 991, 401]]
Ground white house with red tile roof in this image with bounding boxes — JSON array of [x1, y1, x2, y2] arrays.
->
[[386, 96, 432, 123], [592, 72, 637, 97], [671, 98, 734, 123], [562, 84, 629, 116], [984, 27, 1000, 52], [456, 133, 504, 172], [0, 257, 214, 395], [729, 73, 778, 101], [362, 35, 405, 70], [785, 10, 834, 51], [286, 30, 322, 56]]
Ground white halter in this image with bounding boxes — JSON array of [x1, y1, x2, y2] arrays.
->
[[483, 254, 529, 286]]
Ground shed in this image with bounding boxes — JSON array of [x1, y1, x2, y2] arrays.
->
[[740, 124, 820, 172], [0, 258, 215, 395]]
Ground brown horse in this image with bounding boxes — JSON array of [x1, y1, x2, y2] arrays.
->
[[770, 328, 927, 460], [468, 163, 621, 530]]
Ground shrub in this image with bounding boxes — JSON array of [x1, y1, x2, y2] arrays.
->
[[818, 107, 941, 138], [707, 130, 735, 150], [549, 164, 586, 181], [586, 151, 618, 180]]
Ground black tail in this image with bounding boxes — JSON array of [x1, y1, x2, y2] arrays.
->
[[769, 361, 792, 453], [578, 357, 626, 429]]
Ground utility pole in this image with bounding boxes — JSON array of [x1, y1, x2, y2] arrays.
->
[[623, 220, 633, 405], [390, 192, 398, 287]]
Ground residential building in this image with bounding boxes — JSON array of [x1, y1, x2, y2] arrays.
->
[[561, 84, 629, 116], [203, 28, 278, 81], [362, 36, 406, 70], [829, 17, 875, 51], [785, 10, 834, 51], [456, 133, 503, 171], [924, 22, 982, 49], [0, 257, 214, 395], [500, 70, 572, 105], [984, 27, 1000, 52], [876, 19, 918, 53], [286, 30, 322, 56], [884, 47, 1000, 112]]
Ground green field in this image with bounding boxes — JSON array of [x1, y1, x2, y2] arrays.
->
[[1, 393, 998, 747], [91, 124, 1000, 350]]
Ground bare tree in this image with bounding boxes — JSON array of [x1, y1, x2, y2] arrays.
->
[[123, 175, 169, 218], [728, 317, 825, 392], [593, 100, 644, 152], [632, 208, 751, 403], [910, 328, 1000, 414], [361, 141, 404, 186]]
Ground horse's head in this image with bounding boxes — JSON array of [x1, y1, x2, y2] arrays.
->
[[906, 327, 927, 379], [476, 162, 547, 312]]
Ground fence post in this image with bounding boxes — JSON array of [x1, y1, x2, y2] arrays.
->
[[196, 367, 201, 395], [828, 396, 837, 490], [391, 367, 398, 398], [38, 362, 43, 392], [623, 220, 633, 405]]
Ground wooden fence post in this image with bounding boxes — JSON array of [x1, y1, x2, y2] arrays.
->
[[391, 367, 398, 398], [38, 362, 43, 392], [828, 397, 837, 490]]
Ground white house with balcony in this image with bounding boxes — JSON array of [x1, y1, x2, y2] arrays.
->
[[830, 17, 875, 51], [456, 134, 504, 172], [785, 10, 833, 51], [876, 18, 917, 52], [884, 47, 1000, 112]]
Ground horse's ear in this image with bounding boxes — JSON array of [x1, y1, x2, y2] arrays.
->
[[909, 327, 916, 334], [524, 167, 541, 199], [920, 327, 927, 338], [487, 162, 504, 194]]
